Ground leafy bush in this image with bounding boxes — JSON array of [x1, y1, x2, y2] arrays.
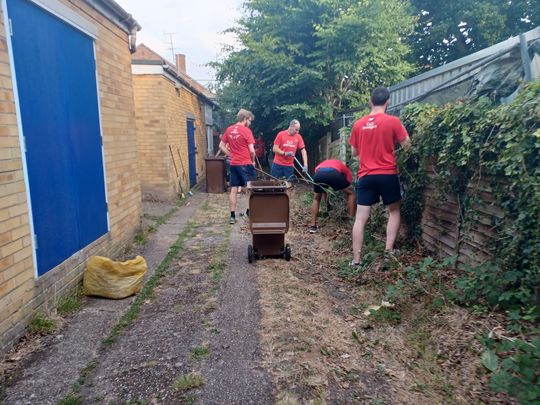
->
[[485, 337, 540, 405], [398, 81, 540, 320], [397, 80, 540, 403]]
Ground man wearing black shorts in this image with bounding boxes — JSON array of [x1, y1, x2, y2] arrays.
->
[[309, 159, 355, 233], [348, 87, 411, 265], [219, 109, 256, 224]]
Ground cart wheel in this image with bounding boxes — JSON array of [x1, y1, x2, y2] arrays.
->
[[248, 245, 254, 263], [284, 244, 291, 261]]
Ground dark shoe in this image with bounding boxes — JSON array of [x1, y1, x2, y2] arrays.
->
[[246, 209, 250, 217], [229, 216, 236, 224], [308, 225, 319, 234]]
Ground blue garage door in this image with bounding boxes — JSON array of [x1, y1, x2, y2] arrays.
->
[[8, 0, 108, 275], [187, 119, 197, 187]]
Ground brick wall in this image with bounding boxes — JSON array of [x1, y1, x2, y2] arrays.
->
[[0, 0, 142, 353], [133, 72, 208, 200], [132, 75, 169, 199]]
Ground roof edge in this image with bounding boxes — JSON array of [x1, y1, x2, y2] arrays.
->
[[390, 26, 540, 91], [162, 64, 218, 107], [84, 0, 141, 33]]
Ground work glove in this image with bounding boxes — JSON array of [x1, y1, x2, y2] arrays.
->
[[302, 165, 308, 173], [284, 151, 294, 157]]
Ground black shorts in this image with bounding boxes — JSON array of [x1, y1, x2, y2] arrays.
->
[[356, 174, 401, 206], [313, 168, 350, 193], [230, 164, 256, 187]]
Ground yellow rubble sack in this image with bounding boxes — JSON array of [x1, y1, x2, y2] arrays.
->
[[82, 256, 147, 299]]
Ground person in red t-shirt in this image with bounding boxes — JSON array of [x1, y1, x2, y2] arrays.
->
[[219, 109, 256, 224], [348, 87, 411, 265], [254, 134, 265, 159], [309, 159, 356, 233], [271, 119, 308, 180], [254, 133, 266, 168]]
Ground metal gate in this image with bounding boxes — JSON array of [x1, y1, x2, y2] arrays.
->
[[7, 0, 108, 275]]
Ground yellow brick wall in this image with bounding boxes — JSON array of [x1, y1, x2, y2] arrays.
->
[[132, 75, 169, 199], [133, 73, 208, 200], [0, 0, 142, 353]]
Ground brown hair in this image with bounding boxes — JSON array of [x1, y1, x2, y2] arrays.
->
[[237, 109, 255, 123]]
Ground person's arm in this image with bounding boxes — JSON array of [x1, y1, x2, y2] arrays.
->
[[273, 144, 294, 157], [351, 146, 359, 158], [248, 144, 256, 163], [301, 148, 308, 171], [400, 136, 412, 151], [218, 140, 230, 157]]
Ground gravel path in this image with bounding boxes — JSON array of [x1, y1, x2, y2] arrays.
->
[[198, 220, 273, 404], [3, 192, 274, 404]]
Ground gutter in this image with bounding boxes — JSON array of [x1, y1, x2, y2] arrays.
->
[[84, 0, 141, 37]]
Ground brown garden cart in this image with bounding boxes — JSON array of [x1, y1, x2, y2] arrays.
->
[[246, 180, 291, 263]]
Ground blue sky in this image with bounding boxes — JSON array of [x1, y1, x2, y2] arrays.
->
[[115, 0, 244, 85]]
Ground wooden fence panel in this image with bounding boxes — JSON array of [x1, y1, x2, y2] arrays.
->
[[420, 166, 504, 267]]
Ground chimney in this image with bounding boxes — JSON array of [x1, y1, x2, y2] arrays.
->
[[175, 53, 186, 74]]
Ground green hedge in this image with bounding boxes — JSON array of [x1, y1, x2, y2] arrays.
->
[[398, 80, 540, 319], [396, 81, 540, 404]]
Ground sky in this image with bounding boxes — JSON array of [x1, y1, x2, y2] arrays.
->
[[114, 0, 244, 86]]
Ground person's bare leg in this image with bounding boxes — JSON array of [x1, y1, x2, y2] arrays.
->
[[343, 187, 356, 218], [230, 186, 238, 213], [385, 201, 401, 251], [310, 192, 322, 226], [352, 205, 371, 263]]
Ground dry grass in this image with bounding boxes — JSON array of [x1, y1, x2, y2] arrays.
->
[[255, 184, 514, 404]]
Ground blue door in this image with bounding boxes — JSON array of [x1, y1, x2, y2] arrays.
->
[[186, 120, 197, 187], [8, 0, 108, 275]]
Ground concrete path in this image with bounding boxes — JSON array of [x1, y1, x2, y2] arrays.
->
[[3, 193, 206, 405], [3, 191, 274, 405]]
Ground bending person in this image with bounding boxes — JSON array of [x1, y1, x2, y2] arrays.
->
[[309, 159, 356, 233]]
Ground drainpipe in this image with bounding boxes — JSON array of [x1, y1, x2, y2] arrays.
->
[[128, 27, 137, 53]]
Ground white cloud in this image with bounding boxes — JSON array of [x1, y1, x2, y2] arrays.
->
[[115, 0, 244, 83]]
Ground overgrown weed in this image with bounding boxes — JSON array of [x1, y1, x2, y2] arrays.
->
[[191, 345, 210, 360], [57, 286, 84, 317], [27, 312, 56, 335], [172, 372, 204, 392]]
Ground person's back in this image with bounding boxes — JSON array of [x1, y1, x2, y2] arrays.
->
[[350, 113, 406, 177], [222, 124, 254, 166], [315, 159, 352, 184]]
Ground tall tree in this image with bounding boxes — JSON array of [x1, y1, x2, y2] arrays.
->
[[409, 0, 540, 69], [212, 0, 415, 141]]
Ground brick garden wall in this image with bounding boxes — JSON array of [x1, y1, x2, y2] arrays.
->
[[0, 0, 142, 353]]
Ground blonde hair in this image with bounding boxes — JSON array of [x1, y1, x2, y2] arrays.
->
[[237, 109, 255, 123]]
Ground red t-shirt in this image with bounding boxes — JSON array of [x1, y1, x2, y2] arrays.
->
[[273, 131, 305, 166], [348, 113, 408, 178], [315, 159, 353, 184], [221, 124, 255, 166], [254, 138, 265, 158]]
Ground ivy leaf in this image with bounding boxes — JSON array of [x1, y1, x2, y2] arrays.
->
[[482, 349, 499, 372]]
